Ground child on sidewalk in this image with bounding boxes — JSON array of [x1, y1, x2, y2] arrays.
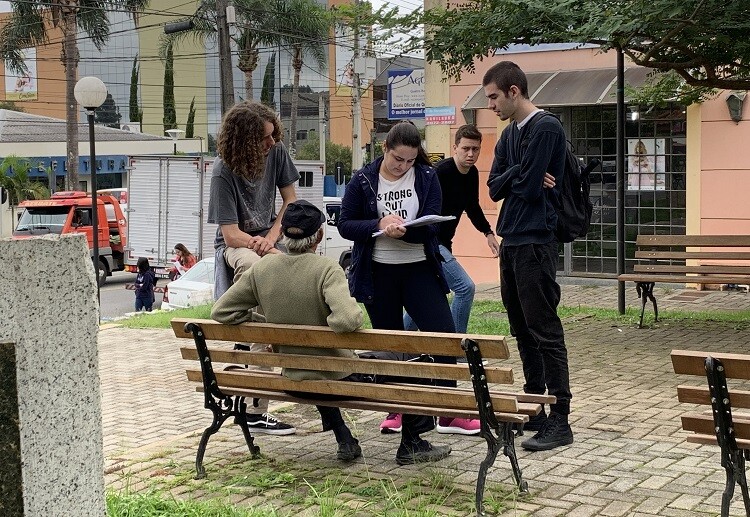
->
[[134, 257, 156, 312]]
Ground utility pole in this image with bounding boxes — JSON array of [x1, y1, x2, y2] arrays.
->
[[319, 93, 327, 172], [351, 26, 363, 171], [216, 0, 235, 114], [349, 0, 364, 171]]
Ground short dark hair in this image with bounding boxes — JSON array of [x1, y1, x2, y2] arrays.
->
[[454, 125, 482, 145], [482, 61, 529, 99]]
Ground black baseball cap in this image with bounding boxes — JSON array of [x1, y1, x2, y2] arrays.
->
[[281, 200, 326, 238]]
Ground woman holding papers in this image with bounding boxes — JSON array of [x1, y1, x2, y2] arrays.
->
[[339, 121, 456, 433], [169, 243, 197, 280]]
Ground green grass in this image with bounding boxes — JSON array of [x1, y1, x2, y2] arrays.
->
[[106, 491, 280, 516], [117, 305, 213, 329], [111, 297, 750, 331]]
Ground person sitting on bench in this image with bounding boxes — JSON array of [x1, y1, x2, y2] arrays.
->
[[211, 200, 452, 465]]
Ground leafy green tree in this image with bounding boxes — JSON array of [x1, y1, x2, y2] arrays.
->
[[272, 0, 331, 154], [0, 101, 24, 112], [260, 52, 277, 108], [0, 156, 50, 222], [416, 0, 750, 104], [160, 0, 278, 101], [0, 1, 148, 190], [128, 54, 142, 127], [296, 136, 353, 177], [185, 97, 196, 139], [95, 93, 121, 128], [163, 43, 177, 132]]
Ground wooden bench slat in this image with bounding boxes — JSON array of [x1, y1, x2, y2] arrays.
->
[[686, 434, 750, 449], [681, 413, 750, 440], [186, 369, 520, 413], [633, 264, 750, 275], [635, 235, 750, 247], [677, 385, 750, 409], [172, 318, 509, 359], [199, 386, 530, 424], [672, 350, 750, 380], [180, 347, 514, 384], [618, 274, 750, 285], [635, 251, 750, 260]]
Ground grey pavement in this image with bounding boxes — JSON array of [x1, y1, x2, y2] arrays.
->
[[99, 282, 750, 515]]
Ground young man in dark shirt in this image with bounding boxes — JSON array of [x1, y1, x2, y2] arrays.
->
[[399, 124, 499, 436], [484, 61, 574, 451]]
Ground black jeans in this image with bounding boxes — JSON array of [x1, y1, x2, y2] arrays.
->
[[500, 242, 571, 415], [365, 261, 457, 388]]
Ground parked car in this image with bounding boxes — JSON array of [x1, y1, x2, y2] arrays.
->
[[161, 257, 214, 310]]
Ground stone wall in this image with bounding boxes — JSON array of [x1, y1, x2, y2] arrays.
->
[[0, 234, 104, 516]]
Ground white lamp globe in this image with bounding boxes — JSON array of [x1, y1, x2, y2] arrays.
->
[[74, 76, 108, 109]]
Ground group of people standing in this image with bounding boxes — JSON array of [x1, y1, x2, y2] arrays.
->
[[207, 59, 574, 465]]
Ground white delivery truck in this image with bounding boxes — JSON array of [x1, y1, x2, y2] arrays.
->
[[124, 156, 350, 277]]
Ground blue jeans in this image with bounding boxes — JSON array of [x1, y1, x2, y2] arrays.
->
[[404, 245, 475, 333]]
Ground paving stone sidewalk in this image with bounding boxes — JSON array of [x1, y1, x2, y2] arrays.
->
[[99, 284, 750, 516]]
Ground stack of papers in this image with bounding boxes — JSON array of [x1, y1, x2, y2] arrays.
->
[[372, 215, 455, 237]]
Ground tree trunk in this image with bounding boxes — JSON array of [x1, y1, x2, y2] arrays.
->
[[289, 46, 303, 155], [62, 11, 79, 191], [237, 47, 259, 101]]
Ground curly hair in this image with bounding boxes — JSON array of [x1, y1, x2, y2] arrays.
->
[[217, 101, 284, 180]]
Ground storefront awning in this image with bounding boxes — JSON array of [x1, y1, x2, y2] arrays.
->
[[461, 67, 654, 110]]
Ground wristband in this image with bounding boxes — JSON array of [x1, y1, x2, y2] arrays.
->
[[484, 230, 494, 237]]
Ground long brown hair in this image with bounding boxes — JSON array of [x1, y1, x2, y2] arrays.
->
[[384, 121, 431, 167], [217, 101, 283, 180], [173, 243, 194, 266]]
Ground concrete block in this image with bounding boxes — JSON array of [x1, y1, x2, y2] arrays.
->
[[0, 234, 103, 516]]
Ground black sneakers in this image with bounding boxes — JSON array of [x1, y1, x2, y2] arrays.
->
[[395, 439, 451, 465], [521, 413, 573, 451], [337, 440, 362, 461], [245, 413, 296, 435], [524, 407, 548, 433]]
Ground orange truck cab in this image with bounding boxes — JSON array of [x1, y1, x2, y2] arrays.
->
[[13, 191, 128, 286]]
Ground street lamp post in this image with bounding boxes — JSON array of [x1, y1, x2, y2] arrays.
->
[[165, 128, 185, 155], [74, 76, 108, 302]]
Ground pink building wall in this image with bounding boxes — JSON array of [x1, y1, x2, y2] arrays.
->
[[698, 95, 750, 235]]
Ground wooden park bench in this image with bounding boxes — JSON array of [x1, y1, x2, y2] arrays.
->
[[171, 317, 553, 515], [671, 349, 750, 517], [618, 235, 750, 327]]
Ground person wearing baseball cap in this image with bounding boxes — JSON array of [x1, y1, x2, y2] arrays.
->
[[212, 199, 365, 461]]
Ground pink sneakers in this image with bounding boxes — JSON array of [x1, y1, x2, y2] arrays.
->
[[436, 417, 481, 435], [380, 413, 402, 434]]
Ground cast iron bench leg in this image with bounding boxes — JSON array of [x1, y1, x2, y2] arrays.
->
[[195, 405, 234, 479], [462, 338, 528, 516], [187, 322, 261, 479], [705, 356, 750, 517]]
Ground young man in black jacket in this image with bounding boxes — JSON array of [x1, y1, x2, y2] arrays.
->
[[484, 61, 574, 451]]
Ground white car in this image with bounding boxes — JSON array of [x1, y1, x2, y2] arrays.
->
[[161, 257, 215, 310]]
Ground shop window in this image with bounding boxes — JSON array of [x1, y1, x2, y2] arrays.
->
[[298, 170, 314, 187]]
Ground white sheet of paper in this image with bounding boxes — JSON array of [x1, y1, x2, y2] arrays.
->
[[371, 215, 455, 238]]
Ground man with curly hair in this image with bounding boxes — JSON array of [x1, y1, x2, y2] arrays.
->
[[208, 101, 300, 435]]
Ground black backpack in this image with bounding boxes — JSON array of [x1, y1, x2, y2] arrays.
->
[[524, 113, 600, 243]]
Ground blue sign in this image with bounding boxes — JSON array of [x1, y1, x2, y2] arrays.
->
[[19, 155, 129, 177], [387, 69, 425, 120]]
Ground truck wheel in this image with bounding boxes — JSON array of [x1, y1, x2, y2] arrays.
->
[[96, 260, 107, 287]]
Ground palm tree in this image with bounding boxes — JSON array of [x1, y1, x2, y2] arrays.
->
[[272, 0, 330, 154], [0, 156, 50, 224], [0, 1, 148, 191], [160, 0, 275, 101]]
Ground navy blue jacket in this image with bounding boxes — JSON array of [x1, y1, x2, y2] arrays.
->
[[338, 157, 448, 303], [487, 112, 566, 246]]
